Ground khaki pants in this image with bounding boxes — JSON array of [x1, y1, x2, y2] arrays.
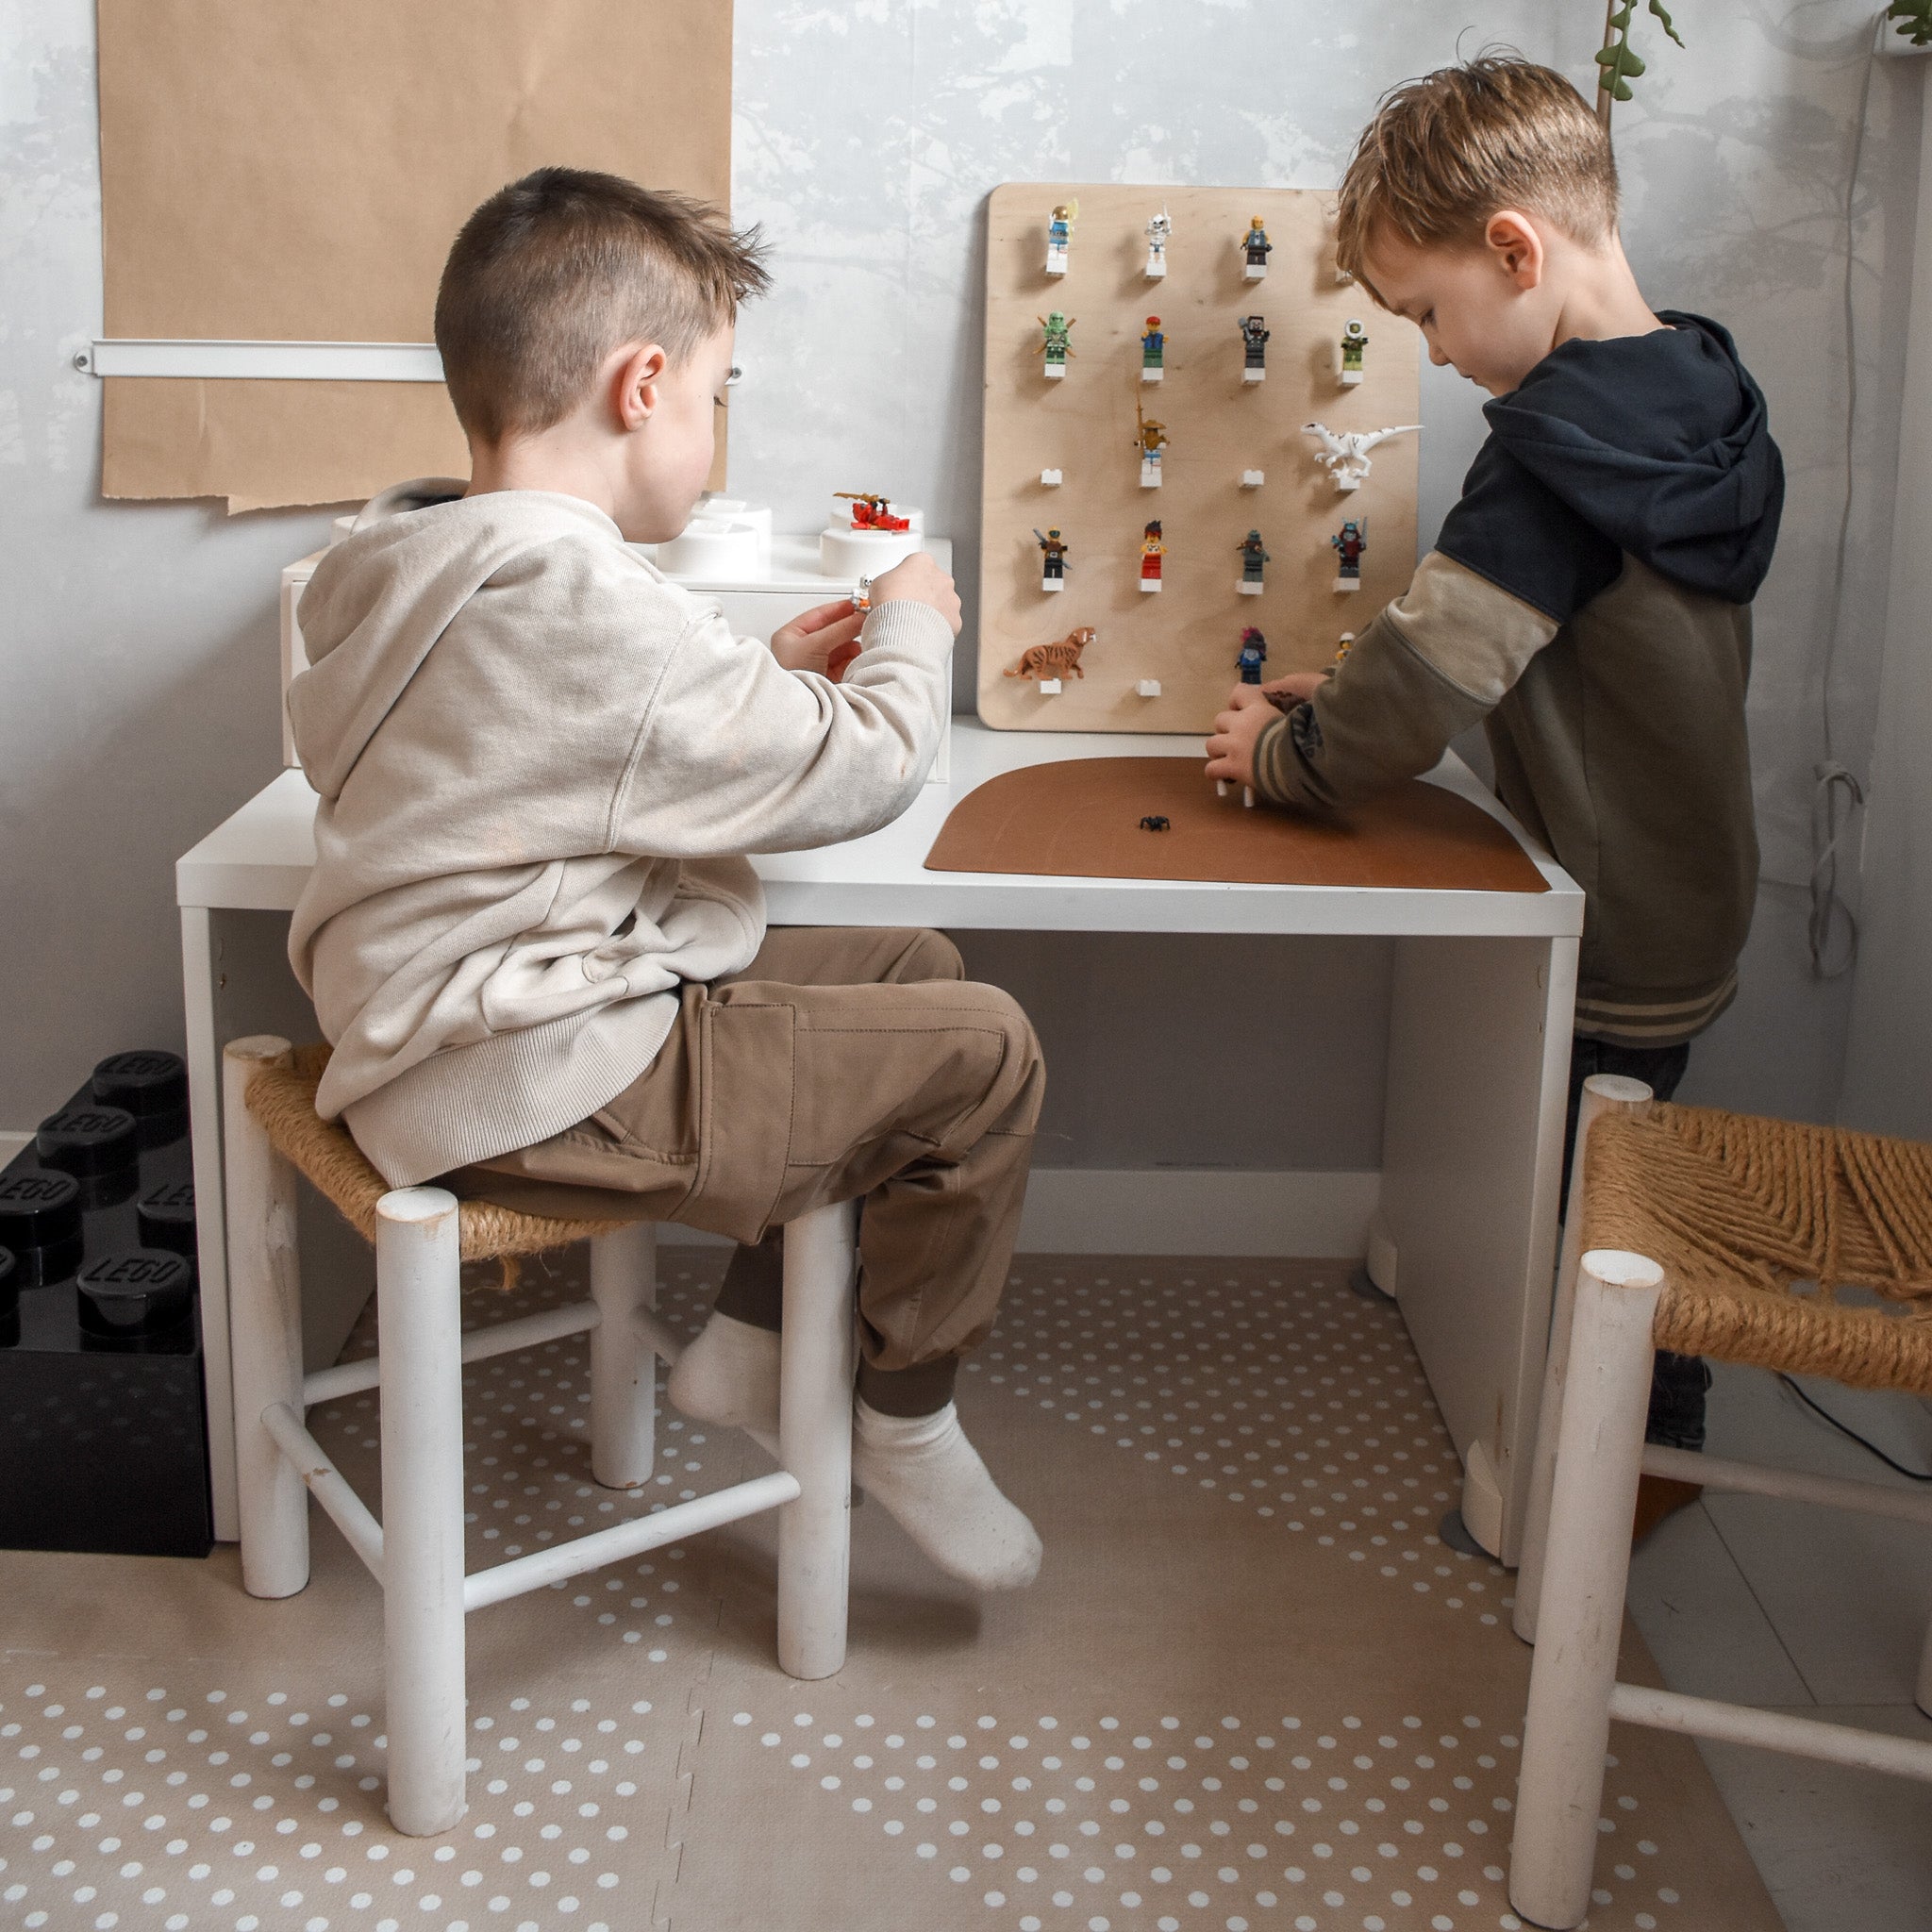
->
[[456, 928, 1042, 1411]]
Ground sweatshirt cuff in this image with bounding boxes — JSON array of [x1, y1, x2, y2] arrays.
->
[[858, 598, 956, 660]]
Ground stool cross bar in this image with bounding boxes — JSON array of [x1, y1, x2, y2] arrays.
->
[[221, 1035, 857, 1838]]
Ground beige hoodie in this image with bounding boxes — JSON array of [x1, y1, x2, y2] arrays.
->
[[287, 482, 953, 1187]]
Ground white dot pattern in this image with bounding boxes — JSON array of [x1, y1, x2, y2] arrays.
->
[[971, 1268, 1507, 1623], [0, 1255, 1757, 1929]]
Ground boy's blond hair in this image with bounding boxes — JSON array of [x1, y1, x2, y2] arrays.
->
[[435, 167, 770, 444], [1335, 57, 1618, 287]]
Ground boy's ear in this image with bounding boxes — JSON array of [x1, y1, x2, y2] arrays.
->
[[611, 342, 669, 432], [1484, 210, 1545, 291]]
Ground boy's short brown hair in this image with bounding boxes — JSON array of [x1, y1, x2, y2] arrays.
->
[[435, 167, 770, 443], [1335, 57, 1618, 287]]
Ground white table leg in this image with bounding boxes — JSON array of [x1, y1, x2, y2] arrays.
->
[[182, 905, 242, 1542], [1377, 933, 1577, 1563]]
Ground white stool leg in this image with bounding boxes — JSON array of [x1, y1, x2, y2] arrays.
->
[[590, 1223, 658, 1489], [377, 1187, 469, 1837], [776, 1200, 858, 1680], [1515, 1075, 1653, 1643], [224, 1036, 309, 1600], [1508, 1248, 1664, 1931]]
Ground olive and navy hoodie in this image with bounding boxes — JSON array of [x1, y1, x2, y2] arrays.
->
[[1254, 312, 1784, 1047]]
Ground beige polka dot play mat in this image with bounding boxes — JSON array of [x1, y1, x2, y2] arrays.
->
[[0, 1257, 1778, 1932]]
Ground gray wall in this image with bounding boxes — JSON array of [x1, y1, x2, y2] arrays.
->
[[0, 2, 1917, 1163]]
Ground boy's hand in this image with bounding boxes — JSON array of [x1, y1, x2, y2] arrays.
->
[[871, 552, 963, 636], [771, 599, 868, 682], [1205, 684, 1279, 791]]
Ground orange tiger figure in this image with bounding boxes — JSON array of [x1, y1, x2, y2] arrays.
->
[[1006, 625, 1095, 681]]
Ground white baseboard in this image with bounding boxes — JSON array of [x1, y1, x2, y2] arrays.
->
[[660, 1168, 1378, 1258], [0, 1132, 1374, 1262]]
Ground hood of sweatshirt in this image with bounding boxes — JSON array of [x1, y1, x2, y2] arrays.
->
[[289, 480, 624, 801], [1478, 312, 1784, 605]]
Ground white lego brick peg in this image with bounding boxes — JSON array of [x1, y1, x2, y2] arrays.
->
[[1238, 581, 1263, 596], [1041, 576, 1064, 593], [1041, 469, 1062, 487], [1241, 368, 1264, 385], [1140, 578, 1161, 594], [1241, 470, 1265, 489], [1138, 679, 1161, 697], [1038, 677, 1062, 695], [1043, 363, 1065, 381]]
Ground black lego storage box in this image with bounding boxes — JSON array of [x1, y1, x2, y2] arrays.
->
[[0, 1050, 213, 1557]]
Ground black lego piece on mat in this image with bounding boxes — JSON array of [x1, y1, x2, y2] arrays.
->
[[0, 1048, 213, 1557]]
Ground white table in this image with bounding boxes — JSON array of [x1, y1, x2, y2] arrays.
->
[[178, 721, 1583, 1559]]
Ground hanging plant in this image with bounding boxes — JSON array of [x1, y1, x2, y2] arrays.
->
[[1594, 0, 1684, 127], [1887, 2, 1932, 49]]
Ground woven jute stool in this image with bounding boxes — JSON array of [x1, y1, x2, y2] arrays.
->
[[1507, 1074, 1932, 1929], [222, 1035, 857, 1838]]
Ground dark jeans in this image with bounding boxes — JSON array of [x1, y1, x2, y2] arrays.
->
[[1562, 1036, 1710, 1452]]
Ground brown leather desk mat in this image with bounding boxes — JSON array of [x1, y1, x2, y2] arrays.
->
[[924, 756, 1549, 891]]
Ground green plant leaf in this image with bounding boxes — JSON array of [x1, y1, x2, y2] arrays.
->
[[1648, 0, 1685, 48], [1595, 42, 1647, 83]]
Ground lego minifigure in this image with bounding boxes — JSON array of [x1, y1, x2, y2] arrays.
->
[[1140, 519, 1164, 593], [835, 491, 910, 532], [1336, 629, 1357, 663], [1241, 216, 1273, 279], [1140, 316, 1165, 383], [852, 575, 874, 614], [1135, 399, 1168, 489], [1340, 319, 1368, 386], [1006, 625, 1094, 680], [1236, 625, 1269, 683], [1239, 314, 1269, 384], [1236, 528, 1269, 595], [1302, 420, 1422, 491], [1040, 310, 1075, 380], [1035, 526, 1071, 592], [1045, 200, 1077, 275], [1331, 516, 1367, 591], [1144, 207, 1172, 279]]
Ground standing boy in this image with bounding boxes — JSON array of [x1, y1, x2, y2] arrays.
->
[[1206, 59, 1784, 1475], [288, 169, 1043, 1591]]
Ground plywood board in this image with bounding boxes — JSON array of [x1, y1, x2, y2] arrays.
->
[[978, 182, 1422, 732], [96, 0, 733, 510], [924, 758, 1548, 891]]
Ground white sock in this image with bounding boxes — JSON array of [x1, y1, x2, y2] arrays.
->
[[853, 1399, 1042, 1591], [667, 1311, 780, 1439]]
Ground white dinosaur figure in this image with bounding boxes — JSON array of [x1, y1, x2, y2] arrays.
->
[[1301, 420, 1423, 491]]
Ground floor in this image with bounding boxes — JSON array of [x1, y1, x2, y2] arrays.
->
[[0, 1254, 1786, 1932], [1624, 1361, 1932, 1932]]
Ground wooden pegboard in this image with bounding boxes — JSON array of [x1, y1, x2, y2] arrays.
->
[[977, 181, 1422, 733]]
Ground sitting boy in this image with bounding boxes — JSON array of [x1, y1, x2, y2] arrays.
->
[[287, 168, 1043, 1591], [1206, 58, 1783, 1471]]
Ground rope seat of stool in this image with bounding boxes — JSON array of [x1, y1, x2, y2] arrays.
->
[[243, 1043, 637, 1271], [1581, 1103, 1932, 1395]]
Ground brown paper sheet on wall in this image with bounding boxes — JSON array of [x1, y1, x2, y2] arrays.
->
[[96, 0, 734, 511]]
